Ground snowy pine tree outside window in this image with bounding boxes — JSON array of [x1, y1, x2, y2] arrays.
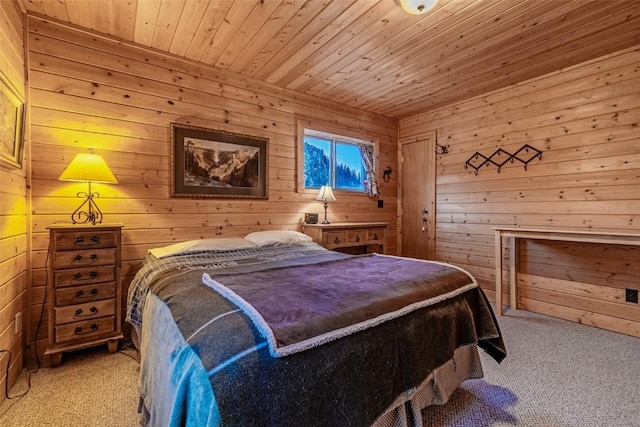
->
[[302, 128, 374, 194]]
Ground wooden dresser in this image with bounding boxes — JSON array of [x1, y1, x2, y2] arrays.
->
[[302, 222, 388, 254], [45, 224, 124, 366]]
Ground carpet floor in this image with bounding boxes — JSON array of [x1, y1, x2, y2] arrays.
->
[[1, 308, 639, 426]]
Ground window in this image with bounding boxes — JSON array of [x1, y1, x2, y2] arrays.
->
[[302, 128, 372, 193]]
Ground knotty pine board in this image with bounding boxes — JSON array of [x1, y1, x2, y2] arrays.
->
[[400, 45, 640, 336]]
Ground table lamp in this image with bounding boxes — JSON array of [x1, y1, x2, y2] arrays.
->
[[58, 152, 118, 225], [315, 185, 336, 224]]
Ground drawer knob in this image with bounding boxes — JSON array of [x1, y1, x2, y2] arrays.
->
[[74, 324, 98, 335], [334, 237, 341, 244], [75, 307, 99, 318], [373, 233, 379, 240], [73, 253, 98, 264], [76, 288, 99, 299], [75, 236, 100, 246], [73, 271, 98, 281]]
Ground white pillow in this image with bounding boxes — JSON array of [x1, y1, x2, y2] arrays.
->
[[244, 230, 312, 247], [149, 237, 257, 259]]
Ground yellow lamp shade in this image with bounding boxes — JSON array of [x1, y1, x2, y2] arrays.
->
[[59, 153, 118, 183]]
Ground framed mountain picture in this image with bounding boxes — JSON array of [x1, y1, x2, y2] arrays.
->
[[0, 71, 25, 169], [171, 123, 268, 199]]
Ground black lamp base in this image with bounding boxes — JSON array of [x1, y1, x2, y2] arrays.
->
[[71, 191, 103, 225], [322, 201, 330, 224]]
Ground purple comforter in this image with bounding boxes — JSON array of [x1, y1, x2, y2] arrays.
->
[[202, 254, 477, 357]]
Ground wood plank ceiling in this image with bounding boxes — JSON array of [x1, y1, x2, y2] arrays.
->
[[18, 0, 640, 119]]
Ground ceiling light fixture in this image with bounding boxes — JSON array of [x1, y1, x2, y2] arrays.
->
[[398, 0, 438, 15]]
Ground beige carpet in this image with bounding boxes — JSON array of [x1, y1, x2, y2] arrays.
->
[[0, 343, 140, 427], [1, 309, 639, 426], [423, 308, 640, 427]]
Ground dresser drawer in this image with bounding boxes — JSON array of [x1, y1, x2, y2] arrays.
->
[[53, 230, 118, 251], [54, 299, 116, 325], [52, 248, 117, 269], [46, 224, 123, 366], [54, 316, 116, 344], [53, 265, 115, 288], [55, 282, 117, 306]]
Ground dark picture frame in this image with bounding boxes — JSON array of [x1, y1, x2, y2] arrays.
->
[[171, 123, 268, 199], [0, 71, 25, 169]]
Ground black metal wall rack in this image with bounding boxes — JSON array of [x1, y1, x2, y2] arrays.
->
[[464, 144, 542, 175]]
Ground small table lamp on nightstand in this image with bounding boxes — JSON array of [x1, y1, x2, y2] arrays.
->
[[315, 185, 336, 224], [58, 151, 118, 225]]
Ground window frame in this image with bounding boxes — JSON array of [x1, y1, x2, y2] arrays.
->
[[296, 118, 378, 196]]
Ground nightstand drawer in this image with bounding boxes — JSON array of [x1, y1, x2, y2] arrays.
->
[[54, 230, 118, 251], [347, 230, 366, 244], [52, 248, 117, 269], [54, 299, 115, 324], [326, 231, 347, 246], [53, 265, 115, 288], [54, 316, 116, 344], [367, 228, 385, 242], [55, 282, 117, 306]]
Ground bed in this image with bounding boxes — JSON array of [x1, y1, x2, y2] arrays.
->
[[126, 231, 505, 427]]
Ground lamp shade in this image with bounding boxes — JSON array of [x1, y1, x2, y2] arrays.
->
[[315, 185, 336, 202], [58, 153, 118, 183], [399, 0, 438, 15]]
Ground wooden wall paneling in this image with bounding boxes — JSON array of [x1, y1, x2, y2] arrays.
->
[[399, 45, 640, 336], [28, 16, 399, 137], [24, 15, 399, 361], [400, 47, 640, 136], [521, 298, 640, 338], [520, 241, 639, 289], [26, 34, 398, 142], [0, 0, 26, 405], [0, 0, 24, 85]]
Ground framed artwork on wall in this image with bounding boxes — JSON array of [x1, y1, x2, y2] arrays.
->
[[0, 71, 25, 169], [171, 123, 269, 199]]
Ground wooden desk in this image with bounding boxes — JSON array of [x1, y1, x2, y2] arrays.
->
[[494, 226, 640, 316]]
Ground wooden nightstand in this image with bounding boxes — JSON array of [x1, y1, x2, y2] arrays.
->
[[302, 222, 388, 254], [45, 224, 124, 366]]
